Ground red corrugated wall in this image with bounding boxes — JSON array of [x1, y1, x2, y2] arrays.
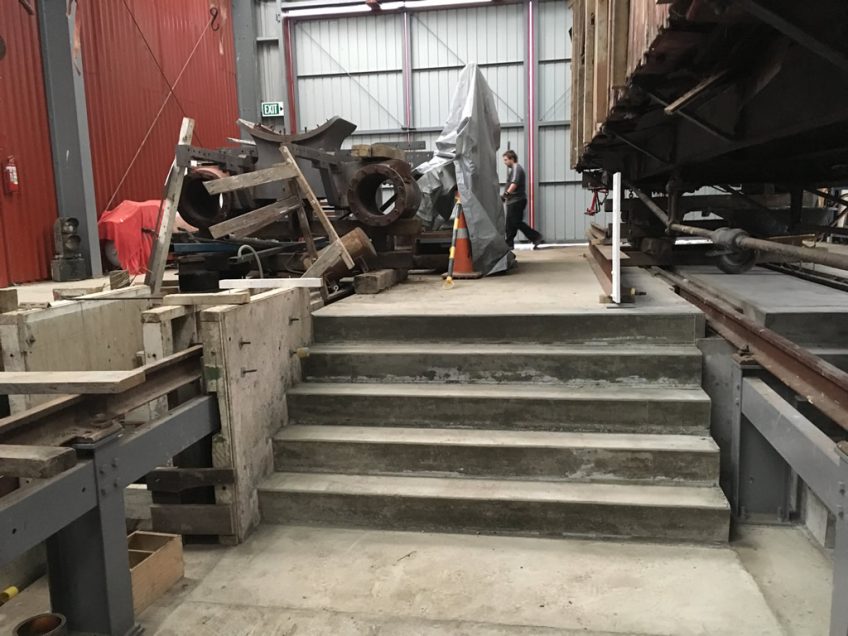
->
[[80, 0, 239, 215], [0, 2, 60, 285]]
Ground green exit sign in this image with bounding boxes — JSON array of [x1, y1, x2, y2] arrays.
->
[[261, 101, 284, 118]]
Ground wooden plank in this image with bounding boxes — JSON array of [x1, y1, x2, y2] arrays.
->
[[145, 118, 195, 295], [0, 444, 76, 478], [208, 196, 302, 239], [354, 269, 408, 294], [351, 143, 405, 160], [571, 0, 586, 167], [218, 278, 323, 289], [593, 0, 611, 131], [664, 70, 729, 115], [583, 0, 596, 145], [608, 0, 631, 108], [302, 240, 349, 279], [163, 290, 250, 306], [203, 164, 298, 195], [146, 467, 235, 493], [150, 503, 234, 535], [280, 146, 355, 269], [0, 369, 146, 394], [0, 288, 19, 314], [142, 305, 190, 323]]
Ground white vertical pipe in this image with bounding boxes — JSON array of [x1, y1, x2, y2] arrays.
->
[[612, 172, 622, 304]]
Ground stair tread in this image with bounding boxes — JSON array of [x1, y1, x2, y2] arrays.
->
[[261, 472, 730, 510], [289, 382, 710, 401], [275, 425, 719, 452], [308, 343, 701, 356]]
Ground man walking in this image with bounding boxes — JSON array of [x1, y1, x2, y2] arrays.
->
[[502, 150, 543, 249]]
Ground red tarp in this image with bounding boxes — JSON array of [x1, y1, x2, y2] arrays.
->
[[98, 200, 161, 275]]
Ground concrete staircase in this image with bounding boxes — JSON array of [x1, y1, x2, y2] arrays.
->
[[259, 311, 730, 543]]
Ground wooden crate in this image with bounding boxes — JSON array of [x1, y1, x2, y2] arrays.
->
[[128, 531, 184, 615]]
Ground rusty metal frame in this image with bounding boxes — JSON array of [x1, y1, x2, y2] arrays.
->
[[657, 268, 848, 429], [585, 243, 636, 303]]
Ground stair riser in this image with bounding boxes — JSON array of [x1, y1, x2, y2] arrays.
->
[[259, 491, 728, 543], [274, 442, 719, 484], [304, 352, 702, 386], [314, 314, 704, 345], [288, 394, 710, 434]]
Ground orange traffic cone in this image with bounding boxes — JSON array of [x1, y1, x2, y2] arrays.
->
[[443, 202, 482, 287]]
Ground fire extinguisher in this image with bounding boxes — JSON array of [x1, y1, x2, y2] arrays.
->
[[3, 157, 19, 195]]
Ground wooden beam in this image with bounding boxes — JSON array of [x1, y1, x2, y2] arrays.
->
[[664, 71, 729, 115], [593, 0, 611, 130], [209, 197, 302, 239], [146, 467, 234, 493], [163, 290, 251, 306], [354, 269, 408, 294], [150, 503, 235, 535], [280, 146, 355, 269], [0, 444, 76, 478], [145, 118, 195, 295], [0, 369, 146, 394], [218, 278, 323, 289], [203, 164, 299, 195], [0, 288, 19, 314], [582, 0, 596, 145]]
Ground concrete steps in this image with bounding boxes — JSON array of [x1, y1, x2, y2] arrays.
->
[[259, 304, 729, 544], [313, 311, 704, 345], [287, 382, 711, 434], [259, 472, 729, 543], [273, 426, 720, 484], [303, 343, 703, 386]]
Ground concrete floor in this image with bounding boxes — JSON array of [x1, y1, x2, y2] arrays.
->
[[0, 523, 831, 635], [1, 248, 834, 634], [320, 246, 695, 316]]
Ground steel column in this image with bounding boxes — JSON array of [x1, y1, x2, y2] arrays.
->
[[232, 0, 261, 122], [36, 0, 102, 278], [833, 448, 848, 636], [46, 435, 135, 636]]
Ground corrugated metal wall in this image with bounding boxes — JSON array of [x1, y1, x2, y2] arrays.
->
[[260, 1, 595, 242], [0, 2, 59, 285], [80, 0, 240, 214], [537, 0, 602, 240]]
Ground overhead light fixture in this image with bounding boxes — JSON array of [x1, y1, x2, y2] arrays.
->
[[285, 4, 372, 17], [283, 0, 493, 18]]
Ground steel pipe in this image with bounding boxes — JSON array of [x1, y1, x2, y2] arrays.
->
[[629, 184, 848, 271]]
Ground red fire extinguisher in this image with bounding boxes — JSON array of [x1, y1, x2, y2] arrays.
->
[[3, 157, 19, 195]]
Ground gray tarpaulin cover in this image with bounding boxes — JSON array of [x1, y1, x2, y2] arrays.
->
[[415, 64, 514, 275]]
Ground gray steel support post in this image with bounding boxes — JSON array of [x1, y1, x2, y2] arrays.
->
[[732, 365, 793, 522], [232, 0, 261, 122], [46, 435, 136, 636], [832, 447, 848, 636], [37, 0, 103, 278]]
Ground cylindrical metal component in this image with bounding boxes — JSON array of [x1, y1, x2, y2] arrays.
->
[[347, 160, 422, 227], [13, 613, 68, 636], [178, 166, 232, 231], [631, 184, 848, 271]]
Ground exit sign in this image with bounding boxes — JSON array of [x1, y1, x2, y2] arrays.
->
[[261, 101, 285, 118]]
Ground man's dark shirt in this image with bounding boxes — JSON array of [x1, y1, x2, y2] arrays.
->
[[506, 163, 527, 198]]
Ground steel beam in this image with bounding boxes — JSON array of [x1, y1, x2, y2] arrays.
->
[[0, 462, 96, 560], [734, 0, 848, 74], [657, 269, 848, 429], [742, 378, 843, 513], [0, 394, 219, 635], [232, 0, 261, 122], [37, 0, 102, 278]]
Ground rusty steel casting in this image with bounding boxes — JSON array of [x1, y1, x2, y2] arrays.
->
[[347, 159, 422, 227], [178, 166, 232, 231]]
